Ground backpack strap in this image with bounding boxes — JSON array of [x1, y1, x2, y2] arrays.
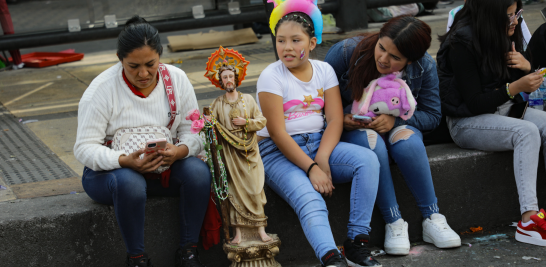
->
[[159, 63, 177, 130]]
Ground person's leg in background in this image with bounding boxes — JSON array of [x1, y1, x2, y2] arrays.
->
[[448, 113, 546, 246], [0, 0, 23, 69]]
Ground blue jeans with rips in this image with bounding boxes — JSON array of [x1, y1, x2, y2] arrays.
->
[[82, 157, 211, 255], [341, 125, 439, 224], [259, 131, 380, 262]]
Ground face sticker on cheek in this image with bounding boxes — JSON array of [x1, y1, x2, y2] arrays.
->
[[300, 49, 305, 60]]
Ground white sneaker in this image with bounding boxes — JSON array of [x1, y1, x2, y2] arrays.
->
[[11, 63, 24, 70], [422, 214, 461, 248], [384, 219, 410, 255]]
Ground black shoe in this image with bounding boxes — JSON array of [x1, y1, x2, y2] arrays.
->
[[175, 243, 206, 267], [321, 249, 348, 267], [126, 253, 154, 267], [343, 234, 382, 267]]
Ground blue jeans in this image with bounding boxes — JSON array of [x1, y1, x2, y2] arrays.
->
[[259, 132, 380, 261], [341, 125, 438, 224], [82, 157, 211, 255]]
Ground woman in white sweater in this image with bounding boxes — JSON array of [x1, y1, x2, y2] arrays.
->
[[74, 16, 209, 267]]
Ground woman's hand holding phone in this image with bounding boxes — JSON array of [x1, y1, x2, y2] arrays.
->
[[158, 143, 189, 166], [119, 149, 163, 173], [343, 114, 369, 131]]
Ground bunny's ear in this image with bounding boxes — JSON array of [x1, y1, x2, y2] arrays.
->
[[357, 78, 380, 115], [393, 77, 416, 120]]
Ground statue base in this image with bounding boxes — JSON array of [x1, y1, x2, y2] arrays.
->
[[223, 228, 281, 267]]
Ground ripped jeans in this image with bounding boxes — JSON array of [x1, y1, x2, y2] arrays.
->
[[341, 125, 438, 224]]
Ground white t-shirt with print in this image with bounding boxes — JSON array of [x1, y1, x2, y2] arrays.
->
[[256, 59, 339, 137]]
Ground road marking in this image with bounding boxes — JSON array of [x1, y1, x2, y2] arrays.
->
[[9, 102, 79, 114], [4, 82, 54, 106]]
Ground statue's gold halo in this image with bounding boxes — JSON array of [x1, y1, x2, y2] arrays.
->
[[204, 46, 249, 89]]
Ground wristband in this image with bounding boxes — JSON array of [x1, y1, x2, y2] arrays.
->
[[506, 83, 514, 99], [306, 162, 318, 177]]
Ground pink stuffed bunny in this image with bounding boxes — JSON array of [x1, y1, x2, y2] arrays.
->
[[351, 73, 416, 121]]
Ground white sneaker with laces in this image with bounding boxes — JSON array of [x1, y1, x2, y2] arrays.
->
[[384, 218, 410, 255], [422, 213, 461, 248]]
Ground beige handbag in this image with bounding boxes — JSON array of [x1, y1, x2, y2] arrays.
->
[[111, 126, 173, 173]]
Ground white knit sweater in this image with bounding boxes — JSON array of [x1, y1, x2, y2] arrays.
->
[[74, 62, 203, 171]]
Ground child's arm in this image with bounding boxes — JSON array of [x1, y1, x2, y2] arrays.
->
[[259, 92, 334, 196], [315, 85, 343, 176]]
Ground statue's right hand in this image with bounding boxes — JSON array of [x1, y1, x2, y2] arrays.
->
[[119, 149, 164, 173], [309, 166, 334, 198]]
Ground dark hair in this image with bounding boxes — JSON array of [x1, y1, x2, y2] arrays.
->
[[348, 15, 431, 101], [274, 12, 315, 39], [117, 15, 163, 60], [439, 0, 523, 80], [218, 65, 239, 90]]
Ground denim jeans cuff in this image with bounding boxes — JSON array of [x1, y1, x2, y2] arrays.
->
[[347, 229, 370, 240], [384, 215, 403, 224], [420, 203, 440, 219]]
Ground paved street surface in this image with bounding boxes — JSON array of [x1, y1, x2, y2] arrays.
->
[[288, 226, 546, 267], [1, 1, 546, 266]]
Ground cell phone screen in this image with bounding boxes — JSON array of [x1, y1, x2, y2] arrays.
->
[[145, 140, 166, 154], [353, 115, 373, 123]]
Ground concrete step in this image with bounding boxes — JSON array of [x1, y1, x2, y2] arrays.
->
[[2, 143, 544, 266]]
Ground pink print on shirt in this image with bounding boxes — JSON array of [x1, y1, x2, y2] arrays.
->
[[283, 89, 325, 121]]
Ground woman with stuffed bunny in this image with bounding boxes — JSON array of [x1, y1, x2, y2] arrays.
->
[[325, 15, 461, 256], [437, 0, 546, 247], [74, 16, 210, 267]]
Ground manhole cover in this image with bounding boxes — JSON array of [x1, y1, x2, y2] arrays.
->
[[0, 104, 76, 185]]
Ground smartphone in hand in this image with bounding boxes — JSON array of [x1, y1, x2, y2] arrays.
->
[[145, 138, 167, 154], [352, 115, 373, 124]]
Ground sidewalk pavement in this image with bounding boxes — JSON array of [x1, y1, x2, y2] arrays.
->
[[1, 1, 546, 265]]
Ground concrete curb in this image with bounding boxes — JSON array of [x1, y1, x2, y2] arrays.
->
[[2, 144, 544, 266]]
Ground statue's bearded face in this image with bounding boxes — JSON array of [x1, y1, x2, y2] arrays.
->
[[220, 70, 236, 93]]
